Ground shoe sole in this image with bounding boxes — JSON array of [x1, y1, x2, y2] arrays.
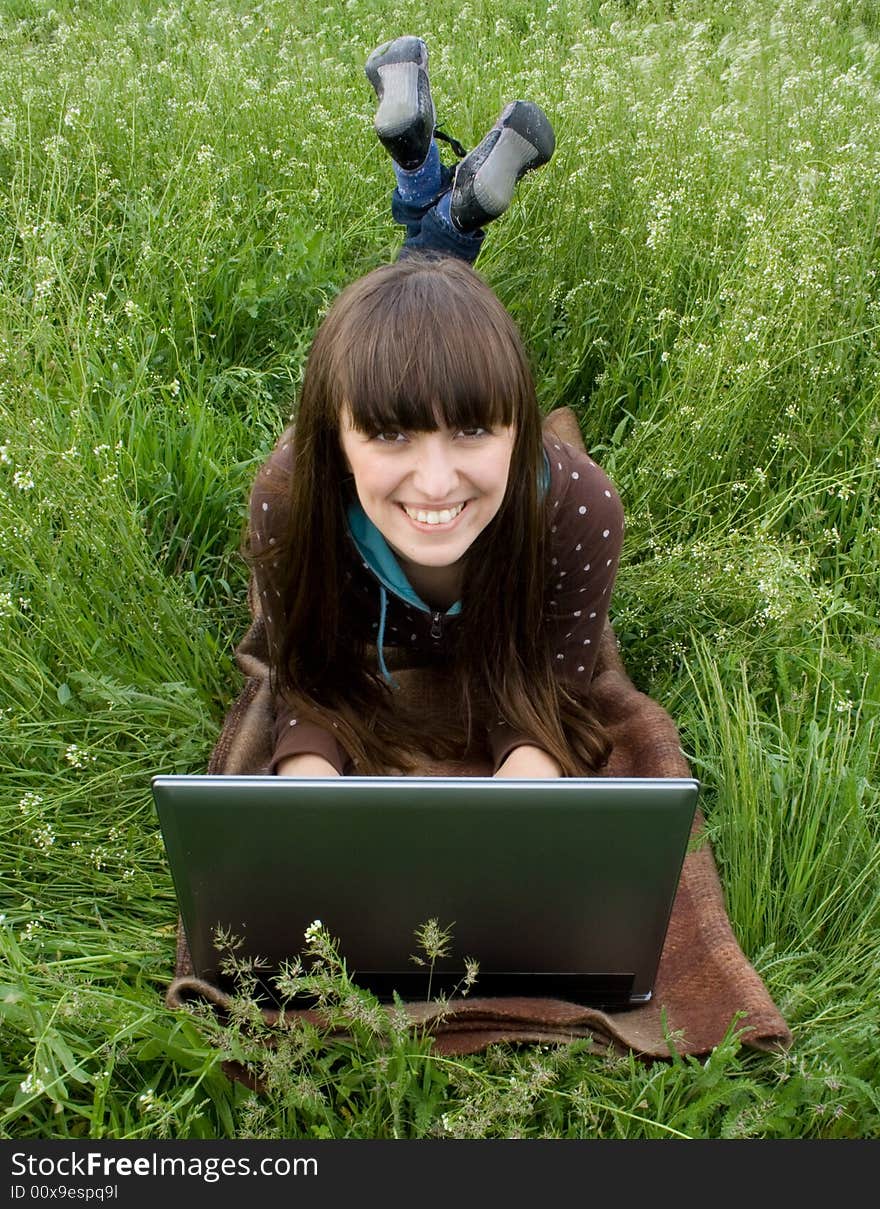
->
[[452, 101, 555, 228], [471, 125, 547, 215], [365, 36, 435, 164], [373, 61, 425, 137]]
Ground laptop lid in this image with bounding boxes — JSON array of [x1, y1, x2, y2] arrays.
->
[[152, 775, 699, 1008]]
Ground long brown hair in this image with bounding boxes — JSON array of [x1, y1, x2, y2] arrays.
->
[[249, 255, 609, 775]]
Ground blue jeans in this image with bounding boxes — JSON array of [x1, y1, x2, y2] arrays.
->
[[392, 164, 485, 265]]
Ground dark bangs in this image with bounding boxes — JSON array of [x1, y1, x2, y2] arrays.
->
[[327, 255, 534, 435]]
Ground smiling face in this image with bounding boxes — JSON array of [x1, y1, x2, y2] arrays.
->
[[340, 410, 516, 594]]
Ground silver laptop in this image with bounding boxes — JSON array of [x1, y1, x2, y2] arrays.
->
[[152, 775, 699, 1008]]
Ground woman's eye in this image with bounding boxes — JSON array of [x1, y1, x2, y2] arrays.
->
[[458, 427, 489, 438], [374, 431, 405, 443]]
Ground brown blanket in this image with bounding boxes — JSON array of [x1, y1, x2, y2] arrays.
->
[[166, 407, 792, 1059]]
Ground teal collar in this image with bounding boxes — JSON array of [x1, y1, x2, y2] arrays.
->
[[345, 499, 460, 690], [345, 497, 462, 616]]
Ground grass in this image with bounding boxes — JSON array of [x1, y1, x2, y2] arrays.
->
[[0, 0, 878, 1138]]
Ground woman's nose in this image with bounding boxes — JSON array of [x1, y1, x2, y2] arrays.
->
[[410, 436, 459, 499]]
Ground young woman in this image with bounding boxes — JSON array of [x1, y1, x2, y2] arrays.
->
[[247, 37, 624, 780]]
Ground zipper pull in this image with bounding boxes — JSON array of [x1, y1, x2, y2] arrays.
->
[[430, 611, 443, 640]]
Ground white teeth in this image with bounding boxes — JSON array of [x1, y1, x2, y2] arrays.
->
[[402, 501, 465, 525]]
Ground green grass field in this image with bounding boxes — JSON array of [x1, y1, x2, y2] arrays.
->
[[1, 0, 878, 1138]]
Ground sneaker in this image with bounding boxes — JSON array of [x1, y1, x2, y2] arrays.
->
[[449, 101, 555, 232], [365, 36, 435, 170]]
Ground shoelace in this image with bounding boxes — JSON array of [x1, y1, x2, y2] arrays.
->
[[434, 127, 468, 159]]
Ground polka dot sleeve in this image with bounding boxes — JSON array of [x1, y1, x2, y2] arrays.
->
[[248, 430, 347, 775], [545, 442, 624, 688], [486, 441, 624, 771]]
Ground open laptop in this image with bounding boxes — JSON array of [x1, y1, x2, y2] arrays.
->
[[152, 775, 699, 1008]]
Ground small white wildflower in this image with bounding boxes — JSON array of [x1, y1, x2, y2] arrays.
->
[[19, 1072, 45, 1096], [33, 824, 55, 851], [303, 919, 323, 942], [41, 134, 67, 158], [65, 743, 87, 769], [12, 469, 34, 491], [34, 262, 56, 300], [0, 443, 10, 464]]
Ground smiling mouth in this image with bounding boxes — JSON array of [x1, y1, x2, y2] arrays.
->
[[398, 501, 469, 528]]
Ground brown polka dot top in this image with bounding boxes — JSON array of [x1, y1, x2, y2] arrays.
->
[[249, 427, 624, 775]]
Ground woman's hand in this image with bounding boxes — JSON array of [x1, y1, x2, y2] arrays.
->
[[494, 744, 563, 778], [276, 753, 341, 777]]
